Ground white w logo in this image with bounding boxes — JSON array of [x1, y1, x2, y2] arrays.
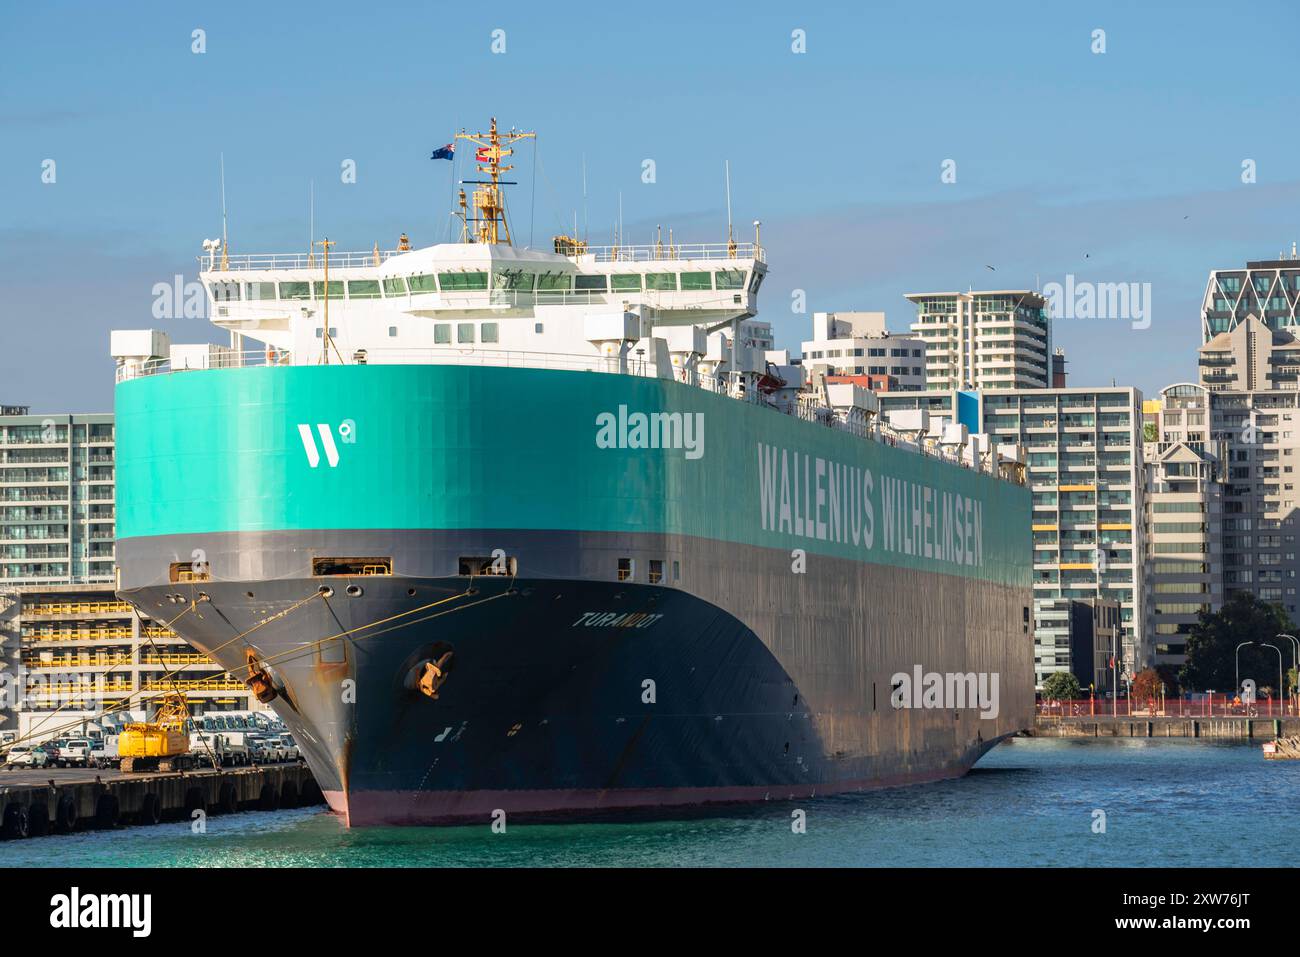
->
[[298, 424, 341, 468]]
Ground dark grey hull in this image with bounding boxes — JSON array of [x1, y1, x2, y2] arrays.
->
[[116, 529, 1033, 826]]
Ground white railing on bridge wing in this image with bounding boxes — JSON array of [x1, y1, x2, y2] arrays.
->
[[577, 242, 764, 264], [202, 250, 404, 271]]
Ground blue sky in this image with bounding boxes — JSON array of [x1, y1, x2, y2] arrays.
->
[[4, 0, 1299, 411]]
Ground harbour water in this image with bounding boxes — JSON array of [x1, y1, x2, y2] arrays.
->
[[3, 738, 1296, 867]]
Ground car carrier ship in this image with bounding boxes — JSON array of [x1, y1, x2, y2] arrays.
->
[[111, 120, 1034, 826]]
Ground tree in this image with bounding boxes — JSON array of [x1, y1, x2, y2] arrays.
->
[[1042, 671, 1081, 701], [1132, 668, 1162, 703], [1154, 663, 1181, 696], [1178, 592, 1296, 693]]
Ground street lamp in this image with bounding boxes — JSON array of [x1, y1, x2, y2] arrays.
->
[[1235, 640, 1253, 699], [1276, 633, 1298, 714], [1261, 642, 1284, 717]]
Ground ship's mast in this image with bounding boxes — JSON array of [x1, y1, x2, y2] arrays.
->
[[316, 238, 335, 365], [455, 118, 535, 245]]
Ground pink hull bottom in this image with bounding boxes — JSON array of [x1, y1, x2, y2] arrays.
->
[[323, 762, 975, 827]]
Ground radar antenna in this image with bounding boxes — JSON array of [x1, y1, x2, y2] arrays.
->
[[454, 118, 535, 245]]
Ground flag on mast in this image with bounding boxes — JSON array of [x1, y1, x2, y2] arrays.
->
[[430, 143, 454, 161]]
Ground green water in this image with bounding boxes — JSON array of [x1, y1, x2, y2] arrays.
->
[[2, 738, 1294, 867]]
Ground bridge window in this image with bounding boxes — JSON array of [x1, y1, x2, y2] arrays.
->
[[646, 273, 678, 291], [312, 281, 345, 299], [611, 274, 641, 292], [493, 270, 534, 291], [280, 281, 310, 300], [245, 281, 277, 301], [408, 274, 437, 293], [714, 269, 745, 290], [575, 274, 608, 292], [348, 280, 380, 299], [680, 272, 711, 291], [536, 273, 572, 292], [209, 281, 241, 301], [382, 277, 408, 296], [748, 272, 764, 293], [439, 271, 488, 291], [481, 323, 499, 343]]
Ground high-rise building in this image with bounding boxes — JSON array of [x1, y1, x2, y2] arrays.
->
[[1205, 388, 1300, 618], [906, 290, 1051, 392], [1198, 314, 1300, 393], [800, 311, 925, 390], [881, 385, 1145, 688], [1200, 250, 1300, 345], [0, 412, 115, 586], [1141, 384, 1225, 672]]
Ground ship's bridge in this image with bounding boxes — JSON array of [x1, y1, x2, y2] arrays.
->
[[199, 239, 767, 362]]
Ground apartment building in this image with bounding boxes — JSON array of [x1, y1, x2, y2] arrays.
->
[[1141, 384, 1225, 671], [906, 290, 1051, 391], [801, 311, 926, 390], [881, 386, 1145, 687], [2, 583, 259, 740], [0, 410, 116, 586], [1200, 250, 1300, 345], [1206, 389, 1300, 618]]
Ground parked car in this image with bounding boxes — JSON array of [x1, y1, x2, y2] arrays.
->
[[249, 734, 284, 763], [59, 738, 92, 768], [279, 734, 301, 762], [4, 746, 49, 769]]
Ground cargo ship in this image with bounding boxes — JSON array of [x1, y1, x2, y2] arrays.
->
[[112, 120, 1034, 826]]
